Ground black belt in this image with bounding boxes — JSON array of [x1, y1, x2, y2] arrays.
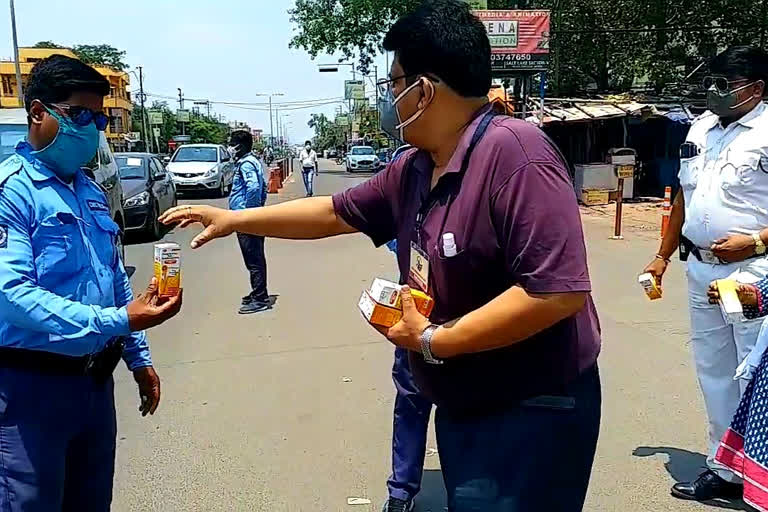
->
[[680, 235, 763, 264], [0, 338, 125, 382]]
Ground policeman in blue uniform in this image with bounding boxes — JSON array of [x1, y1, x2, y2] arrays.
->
[[0, 55, 182, 511], [227, 130, 270, 314]]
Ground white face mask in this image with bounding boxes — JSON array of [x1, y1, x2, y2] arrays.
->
[[305, 145, 311, 151], [227, 145, 240, 158]]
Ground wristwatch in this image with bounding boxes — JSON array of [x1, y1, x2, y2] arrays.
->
[[419, 324, 443, 365], [753, 233, 766, 255]]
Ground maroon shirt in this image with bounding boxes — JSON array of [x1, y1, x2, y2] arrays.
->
[[333, 107, 601, 411]]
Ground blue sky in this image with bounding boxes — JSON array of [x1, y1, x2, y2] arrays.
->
[[0, 0, 389, 143]]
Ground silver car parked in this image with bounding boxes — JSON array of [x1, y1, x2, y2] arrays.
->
[[166, 143, 234, 198]]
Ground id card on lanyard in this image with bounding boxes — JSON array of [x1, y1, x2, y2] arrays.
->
[[407, 110, 496, 294]]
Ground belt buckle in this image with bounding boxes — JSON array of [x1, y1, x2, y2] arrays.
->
[[699, 249, 721, 265]]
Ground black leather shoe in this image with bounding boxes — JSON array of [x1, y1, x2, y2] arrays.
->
[[671, 470, 743, 501]]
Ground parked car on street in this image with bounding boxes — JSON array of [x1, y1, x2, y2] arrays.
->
[[166, 143, 234, 197], [345, 145, 380, 173], [0, 108, 127, 262], [115, 153, 177, 240]]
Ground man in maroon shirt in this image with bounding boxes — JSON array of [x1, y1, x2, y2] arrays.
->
[[161, 1, 602, 509]]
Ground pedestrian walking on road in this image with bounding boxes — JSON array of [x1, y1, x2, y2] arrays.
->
[[160, 2, 601, 510], [0, 55, 182, 511], [643, 46, 768, 502], [228, 130, 270, 314], [300, 140, 318, 197]]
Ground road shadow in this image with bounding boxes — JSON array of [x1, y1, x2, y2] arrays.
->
[[633, 446, 752, 511], [319, 168, 377, 179], [416, 469, 447, 512], [268, 294, 279, 307]]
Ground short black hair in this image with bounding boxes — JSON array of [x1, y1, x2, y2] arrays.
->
[[383, 0, 491, 98], [305, 140, 311, 145], [24, 54, 110, 111], [229, 130, 253, 152], [710, 46, 768, 83]]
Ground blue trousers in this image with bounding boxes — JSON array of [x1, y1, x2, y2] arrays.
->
[[302, 167, 315, 196], [387, 348, 432, 502], [435, 364, 601, 512], [0, 367, 117, 511]]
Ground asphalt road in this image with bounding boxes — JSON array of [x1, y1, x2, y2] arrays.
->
[[111, 159, 743, 511]]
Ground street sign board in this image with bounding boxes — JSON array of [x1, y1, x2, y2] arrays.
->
[[176, 109, 190, 123], [148, 111, 163, 125], [463, 0, 487, 8], [473, 10, 550, 72], [335, 115, 349, 127], [124, 132, 141, 143], [152, 127, 161, 138], [173, 135, 191, 142], [616, 165, 634, 179], [344, 80, 365, 100], [354, 98, 369, 110]]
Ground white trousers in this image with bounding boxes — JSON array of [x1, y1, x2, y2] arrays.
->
[[687, 258, 768, 482]]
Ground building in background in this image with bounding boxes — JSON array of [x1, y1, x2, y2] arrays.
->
[[0, 47, 132, 151]]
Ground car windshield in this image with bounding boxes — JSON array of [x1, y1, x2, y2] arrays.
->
[[0, 125, 27, 161], [116, 156, 148, 179], [351, 147, 374, 155], [172, 147, 218, 163]]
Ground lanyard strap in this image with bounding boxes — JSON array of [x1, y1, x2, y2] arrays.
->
[[415, 110, 496, 246]]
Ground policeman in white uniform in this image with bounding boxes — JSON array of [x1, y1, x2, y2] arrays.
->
[[644, 46, 768, 502]]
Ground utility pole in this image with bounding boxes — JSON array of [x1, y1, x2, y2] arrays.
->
[[269, 96, 274, 148], [177, 87, 185, 136], [276, 107, 281, 150], [138, 66, 150, 152], [10, 0, 24, 105]]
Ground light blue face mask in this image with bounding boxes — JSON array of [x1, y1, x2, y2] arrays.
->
[[31, 107, 99, 179]]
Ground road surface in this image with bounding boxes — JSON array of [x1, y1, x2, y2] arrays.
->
[[112, 159, 739, 511]]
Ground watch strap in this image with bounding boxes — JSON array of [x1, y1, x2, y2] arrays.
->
[[420, 324, 443, 365]]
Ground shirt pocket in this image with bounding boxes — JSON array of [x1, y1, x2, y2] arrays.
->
[[721, 151, 765, 191], [32, 213, 87, 284], [679, 155, 702, 192], [89, 212, 120, 268]]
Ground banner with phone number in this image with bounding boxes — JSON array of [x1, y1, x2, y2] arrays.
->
[[474, 10, 550, 72]]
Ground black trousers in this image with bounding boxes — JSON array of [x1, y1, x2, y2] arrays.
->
[[435, 364, 601, 512], [237, 233, 268, 302]]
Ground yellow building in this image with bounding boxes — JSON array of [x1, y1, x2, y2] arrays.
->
[[0, 47, 133, 151]]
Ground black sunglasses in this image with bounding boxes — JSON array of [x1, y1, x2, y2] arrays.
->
[[48, 103, 110, 131], [702, 76, 751, 94]]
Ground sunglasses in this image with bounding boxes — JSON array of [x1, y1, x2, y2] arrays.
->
[[702, 76, 752, 94], [48, 103, 110, 131]]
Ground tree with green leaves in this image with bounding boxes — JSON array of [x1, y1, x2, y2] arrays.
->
[[289, 0, 768, 95], [308, 113, 344, 151], [32, 41, 128, 71]]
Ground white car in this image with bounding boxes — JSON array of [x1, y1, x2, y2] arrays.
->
[[345, 146, 380, 173], [166, 144, 234, 197]]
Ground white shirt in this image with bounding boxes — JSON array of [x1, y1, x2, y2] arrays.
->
[[680, 102, 768, 248], [300, 148, 317, 169]]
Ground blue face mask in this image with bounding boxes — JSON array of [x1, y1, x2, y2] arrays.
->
[[31, 107, 99, 179]]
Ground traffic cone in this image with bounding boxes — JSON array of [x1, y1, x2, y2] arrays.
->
[[267, 167, 280, 194], [661, 186, 671, 238]]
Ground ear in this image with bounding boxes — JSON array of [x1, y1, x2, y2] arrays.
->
[[755, 80, 766, 98], [28, 99, 46, 126], [418, 78, 436, 110]]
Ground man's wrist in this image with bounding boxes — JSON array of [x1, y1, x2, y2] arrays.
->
[[429, 325, 456, 359]]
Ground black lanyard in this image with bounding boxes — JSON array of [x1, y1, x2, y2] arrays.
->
[[413, 110, 496, 249]]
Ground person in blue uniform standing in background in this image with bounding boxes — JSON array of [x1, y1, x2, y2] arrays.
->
[[0, 54, 183, 511], [228, 130, 270, 314], [382, 143, 431, 512]]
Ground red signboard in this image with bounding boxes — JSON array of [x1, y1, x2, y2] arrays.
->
[[474, 10, 550, 72]]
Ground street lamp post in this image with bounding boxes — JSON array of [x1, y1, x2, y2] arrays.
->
[[9, 0, 24, 105]]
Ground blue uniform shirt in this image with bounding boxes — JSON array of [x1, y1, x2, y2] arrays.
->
[[229, 154, 266, 211], [0, 142, 151, 370]]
